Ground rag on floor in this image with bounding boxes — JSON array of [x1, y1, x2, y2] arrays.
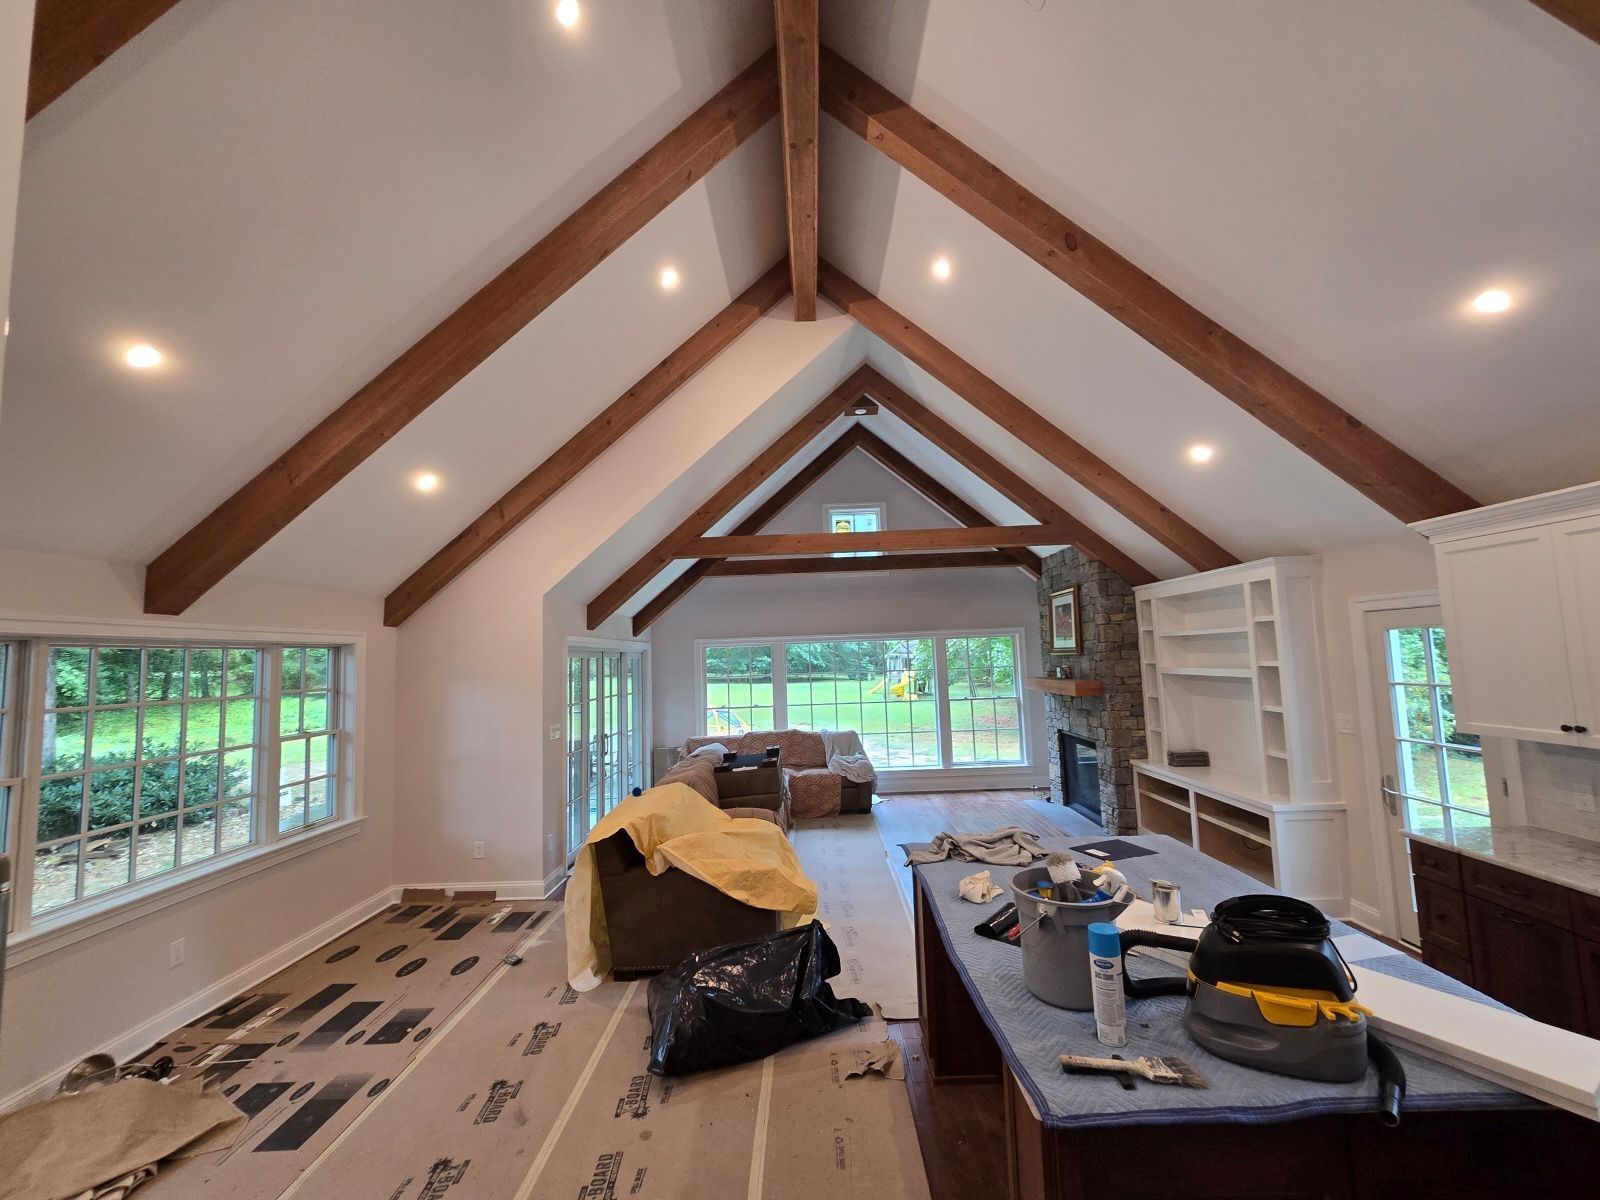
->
[[565, 783, 819, 990], [905, 825, 1047, 867]]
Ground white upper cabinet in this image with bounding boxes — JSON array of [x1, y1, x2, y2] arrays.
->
[[1416, 484, 1600, 747]]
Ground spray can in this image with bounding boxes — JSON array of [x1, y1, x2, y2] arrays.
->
[[1086, 922, 1126, 1048]]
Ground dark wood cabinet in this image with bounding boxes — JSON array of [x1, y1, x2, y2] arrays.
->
[[1412, 841, 1600, 1037]]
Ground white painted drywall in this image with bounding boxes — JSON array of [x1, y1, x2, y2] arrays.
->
[[0, 543, 398, 1102], [0, 0, 32, 420]]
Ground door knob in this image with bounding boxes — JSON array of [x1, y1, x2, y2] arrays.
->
[[1561, 724, 1575, 733], [1577, 725, 1590, 735]]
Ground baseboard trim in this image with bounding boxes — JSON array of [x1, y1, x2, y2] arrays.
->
[[401, 879, 554, 900], [1, 885, 399, 1114], [876, 769, 1050, 795], [540, 866, 568, 898]]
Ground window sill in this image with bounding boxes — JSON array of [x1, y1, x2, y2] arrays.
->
[[7, 816, 367, 967]]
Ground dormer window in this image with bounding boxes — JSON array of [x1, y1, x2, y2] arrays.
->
[[828, 504, 884, 558]]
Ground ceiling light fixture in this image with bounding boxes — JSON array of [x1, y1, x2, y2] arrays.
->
[[1187, 443, 1214, 464], [930, 256, 952, 281], [124, 343, 163, 369], [413, 471, 441, 494], [555, 0, 580, 29], [658, 265, 680, 291], [1470, 288, 1512, 315]]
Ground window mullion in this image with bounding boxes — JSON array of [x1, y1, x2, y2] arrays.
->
[[12, 641, 50, 932], [262, 647, 283, 845], [934, 637, 953, 769], [772, 643, 788, 730]]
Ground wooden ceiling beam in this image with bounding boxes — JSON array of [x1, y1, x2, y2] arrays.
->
[[683, 526, 1082, 558], [709, 552, 1019, 576], [821, 49, 1476, 524], [1528, 1, 1600, 44], [848, 426, 1040, 576], [820, 262, 1235, 572], [855, 367, 1156, 585], [773, 0, 819, 318], [382, 260, 791, 626], [27, 0, 182, 119], [628, 426, 867, 635], [143, 49, 781, 616], [585, 366, 872, 629]]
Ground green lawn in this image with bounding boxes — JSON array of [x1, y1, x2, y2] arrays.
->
[[704, 676, 1022, 766]]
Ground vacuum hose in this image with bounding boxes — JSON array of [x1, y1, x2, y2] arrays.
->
[[1366, 1031, 1407, 1128]]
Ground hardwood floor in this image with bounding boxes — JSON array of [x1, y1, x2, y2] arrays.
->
[[868, 789, 1101, 1200]]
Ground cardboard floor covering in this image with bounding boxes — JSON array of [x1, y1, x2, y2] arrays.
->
[[137, 899, 929, 1200], [793, 816, 919, 1020]]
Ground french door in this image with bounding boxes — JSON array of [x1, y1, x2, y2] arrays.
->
[[1362, 604, 1493, 944], [566, 648, 644, 859]]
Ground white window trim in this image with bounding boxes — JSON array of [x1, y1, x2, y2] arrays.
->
[[694, 627, 1032, 772], [0, 613, 368, 958]]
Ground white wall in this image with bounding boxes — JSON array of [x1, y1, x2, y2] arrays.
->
[[1317, 532, 1439, 924], [0, 544, 397, 1103], [393, 304, 861, 890], [0, 0, 32, 417]]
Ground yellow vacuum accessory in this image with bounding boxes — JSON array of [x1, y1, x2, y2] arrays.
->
[[1210, 979, 1372, 1028]]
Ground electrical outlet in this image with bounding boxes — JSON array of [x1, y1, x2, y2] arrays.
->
[[549, 724, 562, 741], [169, 938, 186, 969], [472, 840, 485, 860], [1336, 713, 1356, 735], [546, 832, 559, 858]]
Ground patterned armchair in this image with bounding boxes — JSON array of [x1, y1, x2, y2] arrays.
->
[[682, 729, 875, 819]]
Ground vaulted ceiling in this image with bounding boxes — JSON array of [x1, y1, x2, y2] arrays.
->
[[3, 0, 1597, 625]]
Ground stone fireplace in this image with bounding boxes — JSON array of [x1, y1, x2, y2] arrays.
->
[[1038, 546, 1146, 833]]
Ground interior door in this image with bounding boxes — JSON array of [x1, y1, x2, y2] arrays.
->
[[1552, 514, 1600, 740], [1364, 605, 1490, 945]]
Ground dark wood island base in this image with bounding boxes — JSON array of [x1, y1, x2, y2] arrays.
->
[[914, 879, 1599, 1199]]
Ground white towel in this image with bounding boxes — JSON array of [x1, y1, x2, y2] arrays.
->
[[828, 753, 877, 782]]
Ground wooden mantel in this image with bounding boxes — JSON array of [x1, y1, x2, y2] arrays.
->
[[1024, 677, 1105, 698]]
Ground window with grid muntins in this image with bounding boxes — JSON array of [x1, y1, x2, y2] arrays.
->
[[0, 642, 20, 858], [277, 646, 339, 833], [33, 644, 261, 915]]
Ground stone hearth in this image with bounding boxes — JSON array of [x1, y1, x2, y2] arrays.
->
[[1038, 547, 1145, 833]]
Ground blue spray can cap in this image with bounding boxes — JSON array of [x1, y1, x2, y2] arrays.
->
[[1087, 922, 1122, 959]]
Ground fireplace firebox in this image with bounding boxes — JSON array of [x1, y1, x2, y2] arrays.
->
[[1058, 731, 1101, 826]]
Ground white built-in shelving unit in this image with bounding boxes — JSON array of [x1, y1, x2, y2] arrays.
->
[[1133, 558, 1346, 911]]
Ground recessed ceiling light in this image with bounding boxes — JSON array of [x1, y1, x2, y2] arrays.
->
[[1470, 288, 1513, 315], [930, 256, 952, 281], [1187, 443, 1214, 464], [555, 0, 580, 29], [412, 471, 441, 494], [853, 406, 871, 416], [658, 265, 680, 291], [124, 343, 163, 369]]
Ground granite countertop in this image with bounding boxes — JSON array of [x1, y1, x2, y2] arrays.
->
[[1403, 823, 1600, 900]]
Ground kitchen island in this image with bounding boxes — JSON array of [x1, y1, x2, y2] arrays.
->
[[912, 835, 1597, 1199]]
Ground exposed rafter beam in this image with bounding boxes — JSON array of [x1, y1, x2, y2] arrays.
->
[[820, 262, 1234, 573], [382, 260, 791, 626], [586, 368, 867, 629], [27, 0, 181, 119], [855, 367, 1156, 585], [774, 0, 819, 318], [683, 526, 1080, 558], [820, 49, 1477, 525], [144, 50, 781, 617], [849, 425, 1040, 576], [1529, 1, 1600, 44], [709, 552, 1019, 576], [629, 425, 866, 635]]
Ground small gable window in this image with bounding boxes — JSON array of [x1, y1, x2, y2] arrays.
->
[[827, 504, 884, 558]]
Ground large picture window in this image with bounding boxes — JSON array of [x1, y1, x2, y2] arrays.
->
[[0, 636, 354, 936], [700, 631, 1028, 771]]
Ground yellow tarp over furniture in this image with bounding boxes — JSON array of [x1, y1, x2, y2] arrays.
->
[[565, 783, 819, 988]]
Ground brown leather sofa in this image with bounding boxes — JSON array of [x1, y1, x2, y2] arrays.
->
[[593, 826, 780, 978]]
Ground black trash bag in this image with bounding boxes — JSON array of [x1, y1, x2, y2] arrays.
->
[[646, 921, 872, 1076]]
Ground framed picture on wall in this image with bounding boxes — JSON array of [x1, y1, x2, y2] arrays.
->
[[1050, 586, 1081, 652]]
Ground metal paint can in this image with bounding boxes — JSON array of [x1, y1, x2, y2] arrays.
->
[[1151, 879, 1182, 924]]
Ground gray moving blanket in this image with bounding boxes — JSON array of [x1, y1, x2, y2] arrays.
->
[[904, 826, 1046, 866]]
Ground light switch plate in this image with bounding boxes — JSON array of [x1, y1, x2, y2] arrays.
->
[[548, 724, 562, 741], [1336, 713, 1356, 735]]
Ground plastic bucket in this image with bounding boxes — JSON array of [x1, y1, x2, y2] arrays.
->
[[1011, 866, 1132, 1010]]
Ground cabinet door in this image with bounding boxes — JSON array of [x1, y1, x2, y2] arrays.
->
[[1552, 514, 1600, 741], [1465, 897, 1587, 1034], [1578, 937, 1600, 1038], [1435, 528, 1576, 742]]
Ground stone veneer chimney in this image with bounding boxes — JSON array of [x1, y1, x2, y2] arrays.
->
[[1037, 547, 1146, 834]]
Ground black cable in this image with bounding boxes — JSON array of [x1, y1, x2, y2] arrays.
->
[[1210, 894, 1330, 944], [1367, 1031, 1407, 1128]]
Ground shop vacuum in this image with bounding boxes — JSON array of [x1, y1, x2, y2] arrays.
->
[[1120, 895, 1407, 1126]]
